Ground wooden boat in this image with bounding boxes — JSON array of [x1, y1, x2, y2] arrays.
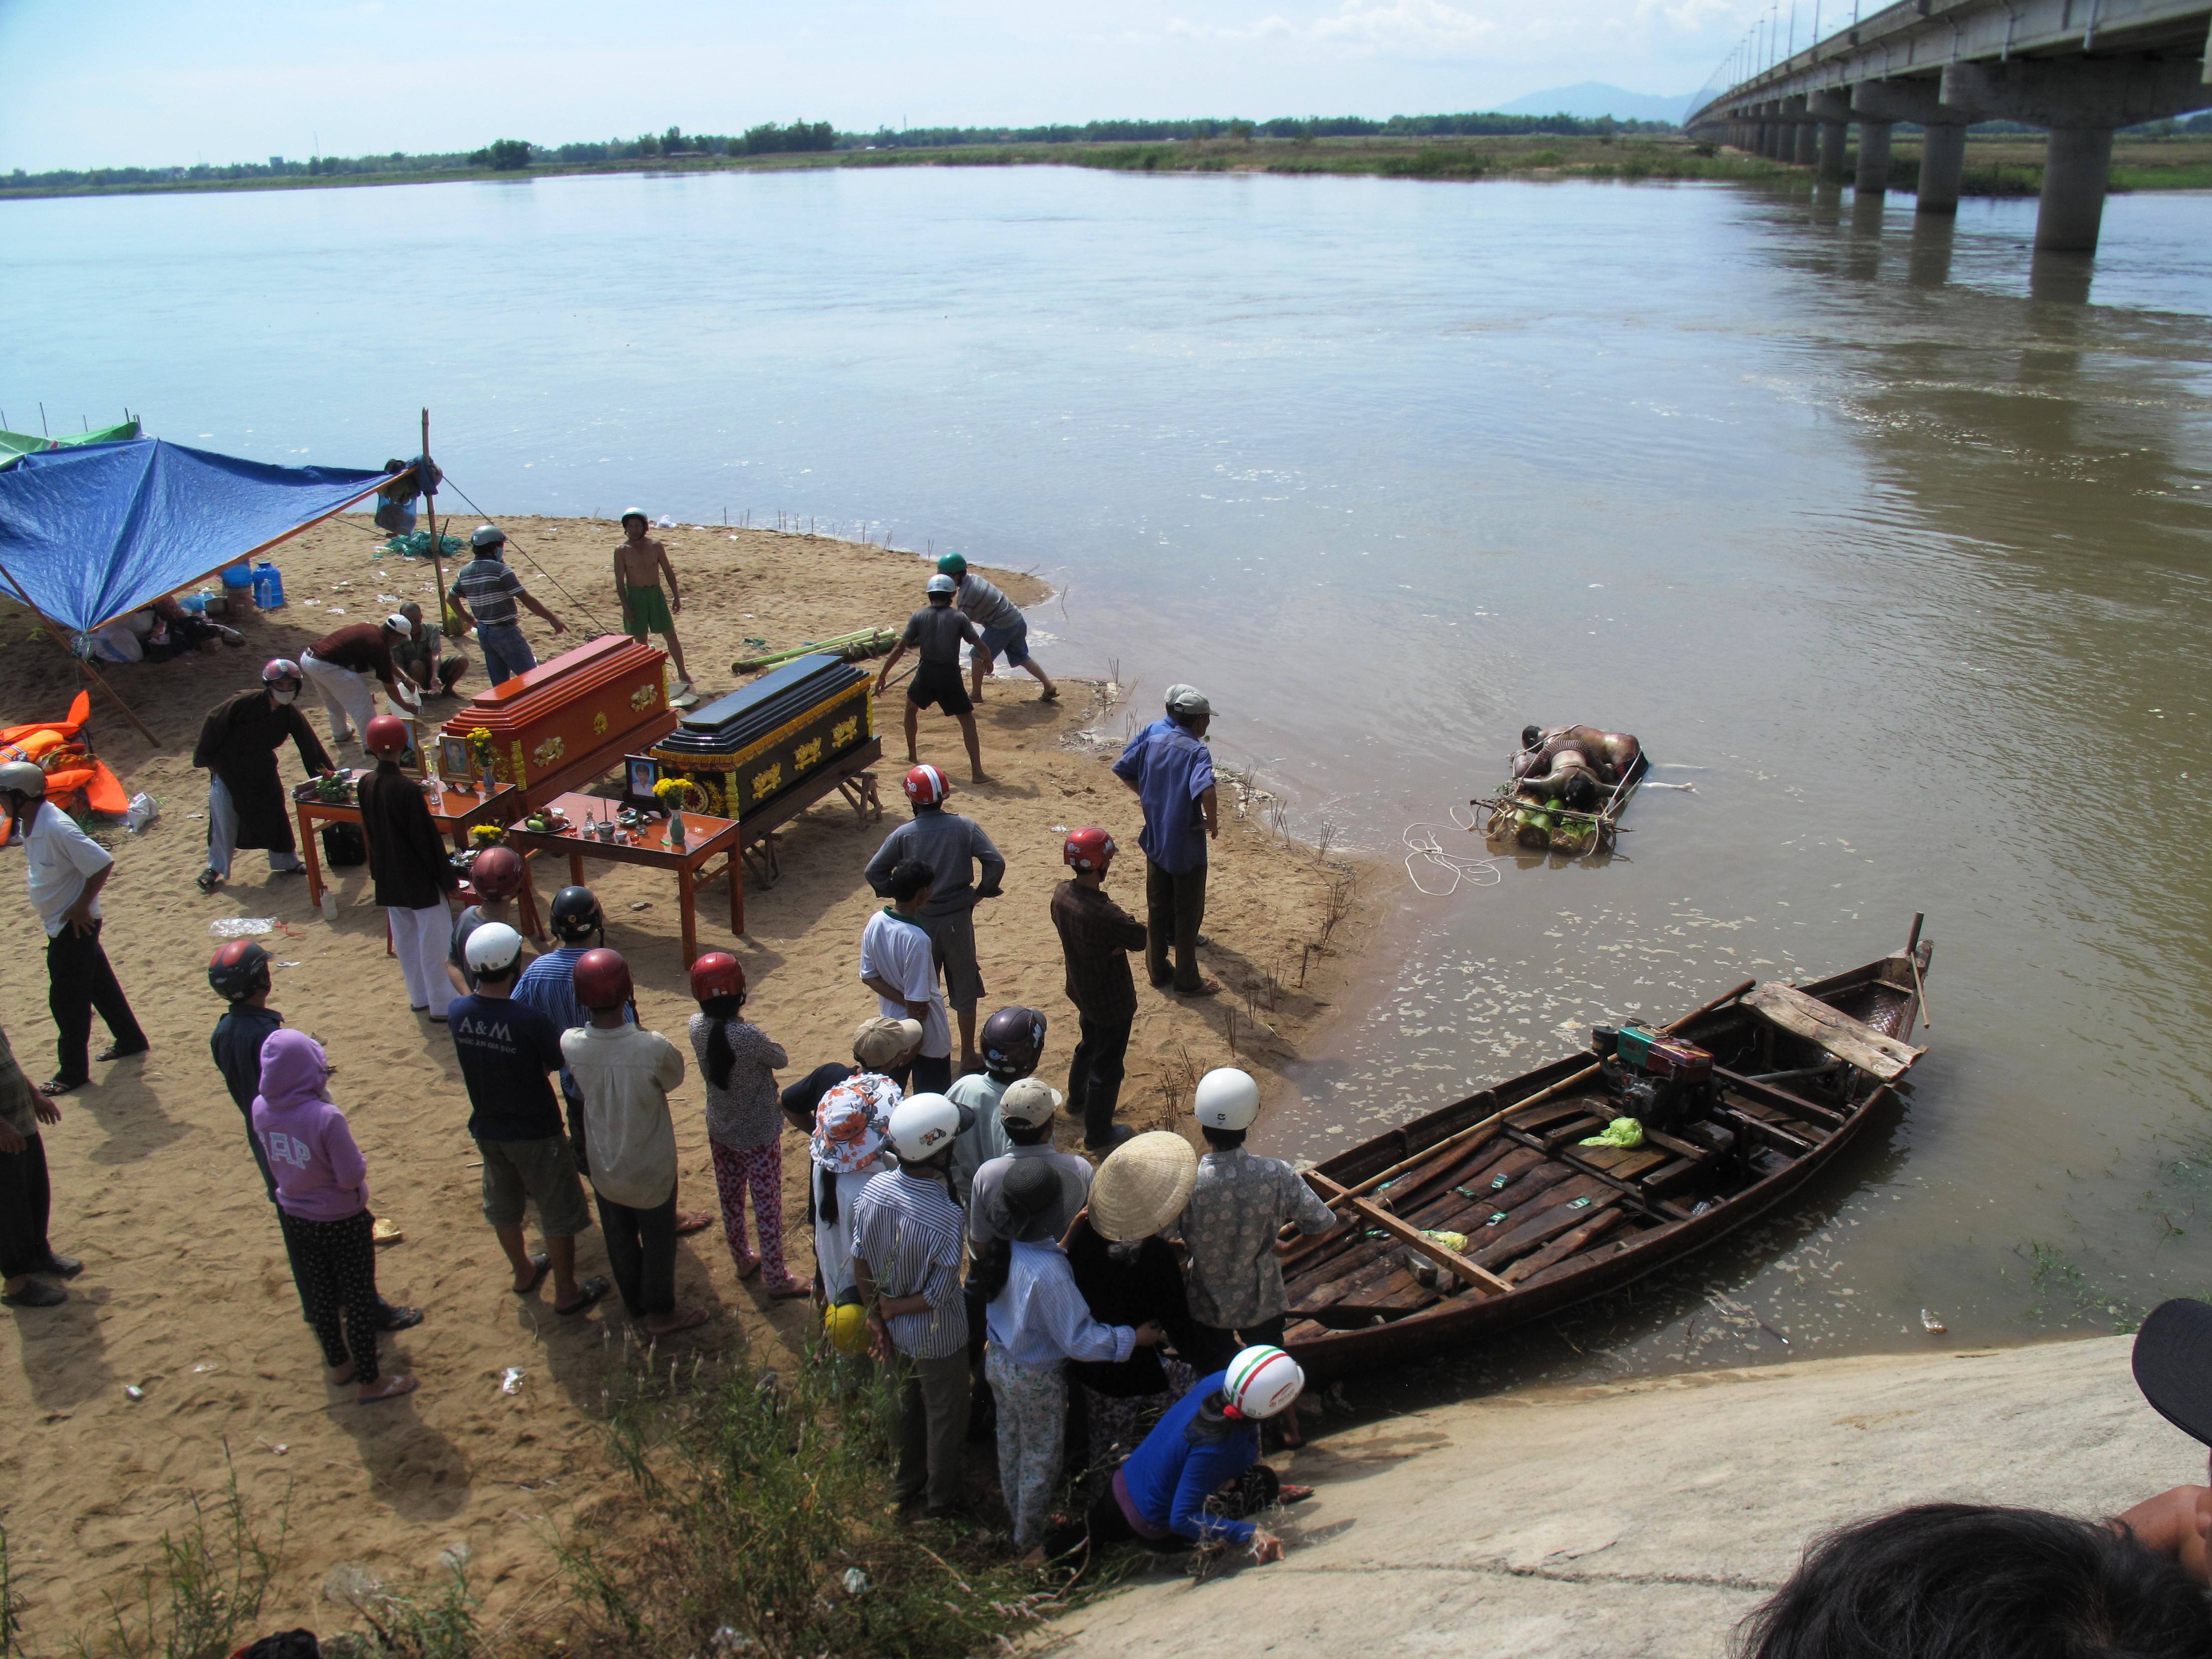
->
[[1279, 922, 1934, 1378]]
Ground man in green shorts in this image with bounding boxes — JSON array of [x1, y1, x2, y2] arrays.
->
[[613, 509, 692, 697]]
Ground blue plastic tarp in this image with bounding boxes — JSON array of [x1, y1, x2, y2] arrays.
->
[[0, 438, 397, 635]]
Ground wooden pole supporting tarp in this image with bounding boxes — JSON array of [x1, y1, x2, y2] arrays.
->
[[0, 552, 160, 745]]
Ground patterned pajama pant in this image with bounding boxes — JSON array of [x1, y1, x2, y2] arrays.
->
[[987, 1347, 1067, 1552], [710, 1140, 790, 1286], [279, 1208, 382, 1385]]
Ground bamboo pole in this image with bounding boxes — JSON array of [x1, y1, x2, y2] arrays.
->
[[421, 409, 447, 629]]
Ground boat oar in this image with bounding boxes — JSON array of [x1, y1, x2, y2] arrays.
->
[[1903, 912, 1932, 1032], [1294, 975, 1759, 1220]]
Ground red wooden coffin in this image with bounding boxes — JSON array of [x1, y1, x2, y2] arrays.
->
[[436, 636, 674, 794]]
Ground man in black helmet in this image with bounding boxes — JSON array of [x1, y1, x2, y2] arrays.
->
[[446, 524, 566, 686]]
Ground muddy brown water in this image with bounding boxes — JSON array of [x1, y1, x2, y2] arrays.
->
[[8, 166, 2211, 1407]]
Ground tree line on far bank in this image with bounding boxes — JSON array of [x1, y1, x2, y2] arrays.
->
[[6, 110, 1681, 191]]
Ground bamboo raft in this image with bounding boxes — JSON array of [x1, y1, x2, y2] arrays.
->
[[1276, 921, 1934, 1377], [1476, 756, 1645, 857]]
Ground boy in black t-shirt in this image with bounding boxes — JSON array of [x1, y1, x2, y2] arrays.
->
[[447, 922, 608, 1314], [874, 575, 987, 783]]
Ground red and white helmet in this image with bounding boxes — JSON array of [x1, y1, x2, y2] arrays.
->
[[1223, 1345, 1305, 1420], [903, 763, 949, 807], [1063, 827, 1116, 871]]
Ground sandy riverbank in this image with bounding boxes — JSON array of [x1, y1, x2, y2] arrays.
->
[[0, 513, 1371, 1647], [1041, 1332, 2198, 1659]]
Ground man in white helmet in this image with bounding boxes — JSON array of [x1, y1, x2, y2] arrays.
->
[[850, 1091, 975, 1517], [446, 922, 608, 1316], [1178, 1068, 1336, 1447], [1037, 1343, 1308, 1567]]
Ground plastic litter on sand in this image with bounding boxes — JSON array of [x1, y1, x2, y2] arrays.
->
[[209, 917, 275, 938], [500, 1367, 524, 1396]]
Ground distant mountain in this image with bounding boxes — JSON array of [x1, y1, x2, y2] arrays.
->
[[1494, 83, 1692, 124]]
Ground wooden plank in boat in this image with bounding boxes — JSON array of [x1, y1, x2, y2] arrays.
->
[[1503, 1205, 1624, 1284], [1744, 981, 1923, 1081], [1575, 1144, 1668, 1179], [1716, 1065, 1849, 1130], [1540, 1116, 1610, 1152], [1716, 1105, 1815, 1158], [1507, 1098, 1599, 1134], [1640, 1157, 1703, 1199], [1470, 1175, 1616, 1267], [1290, 1153, 1563, 1292], [1308, 1172, 1514, 1296]]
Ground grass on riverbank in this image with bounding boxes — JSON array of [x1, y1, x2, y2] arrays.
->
[[12, 131, 2211, 203], [33, 1350, 1074, 1659]]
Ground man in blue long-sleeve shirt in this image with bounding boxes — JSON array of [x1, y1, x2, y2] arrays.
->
[[864, 764, 1005, 1074], [1037, 1352, 1308, 1567], [1112, 684, 1220, 998]]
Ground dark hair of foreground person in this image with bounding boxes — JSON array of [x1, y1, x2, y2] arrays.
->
[[1737, 1502, 2212, 1659]]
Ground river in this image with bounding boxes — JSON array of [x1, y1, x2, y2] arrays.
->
[[7, 164, 2211, 1399]]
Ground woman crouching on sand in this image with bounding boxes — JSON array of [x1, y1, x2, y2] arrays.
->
[[252, 1029, 418, 1404]]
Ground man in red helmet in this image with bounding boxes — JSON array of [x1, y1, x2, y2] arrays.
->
[[561, 948, 709, 1336], [192, 658, 332, 895], [1050, 828, 1148, 1150], [357, 714, 461, 1018], [445, 844, 529, 997], [864, 764, 1004, 1076]]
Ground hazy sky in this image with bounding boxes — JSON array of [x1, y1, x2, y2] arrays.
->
[[0, 0, 1769, 172]]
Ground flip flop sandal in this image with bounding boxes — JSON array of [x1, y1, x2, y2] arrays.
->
[[512, 1252, 551, 1295], [39, 1076, 83, 1096], [673, 1211, 715, 1236], [357, 1375, 419, 1406], [97, 1043, 149, 1062], [195, 869, 221, 894], [733, 1254, 762, 1281], [765, 1281, 812, 1302], [1279, 1483, 1315, 1503], [378, 1305, 424, 1331], [2, 1282, 66, 1308], [556, 1277, 611, 1316]]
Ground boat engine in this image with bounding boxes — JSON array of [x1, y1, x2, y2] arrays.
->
[[1590, 1022, 1716, 1134]]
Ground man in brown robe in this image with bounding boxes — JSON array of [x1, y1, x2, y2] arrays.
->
[[192, 659, 333, 895]]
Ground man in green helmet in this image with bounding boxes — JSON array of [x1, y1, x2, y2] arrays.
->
[[937, 554, 1056, 704]]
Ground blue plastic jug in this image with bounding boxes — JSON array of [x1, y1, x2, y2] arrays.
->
[[220, 563, 252, 590], [251, 562, 285, 609]]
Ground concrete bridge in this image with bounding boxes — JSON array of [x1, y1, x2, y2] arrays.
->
[[1684, 0, 2212, 252]]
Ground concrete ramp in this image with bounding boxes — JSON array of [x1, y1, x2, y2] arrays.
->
[[1041, 1337, 2187, 1659]]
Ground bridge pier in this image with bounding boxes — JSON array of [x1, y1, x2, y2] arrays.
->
[[1809, 89, 1852, 182], [1797, 122, 1821, 166], [1852, 119, 1892, 194], [1915, 122, 1971, 214], [1944, 57, 2212, 252]]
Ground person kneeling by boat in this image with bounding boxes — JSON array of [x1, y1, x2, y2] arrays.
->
[[1038, 1346, 1308, 1570]]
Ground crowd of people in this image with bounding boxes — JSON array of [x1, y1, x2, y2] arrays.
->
[[0, 545, 1327, 1571]]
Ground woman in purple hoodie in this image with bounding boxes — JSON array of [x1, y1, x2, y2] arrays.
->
[[251, 1029, 418, 1404]]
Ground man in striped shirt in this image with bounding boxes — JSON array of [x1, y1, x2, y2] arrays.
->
[[445, 524, 566, 686], [852, 1092, 974, 1517]]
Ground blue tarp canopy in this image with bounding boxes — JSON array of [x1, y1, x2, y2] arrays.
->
[[0, 438, 403, 635]]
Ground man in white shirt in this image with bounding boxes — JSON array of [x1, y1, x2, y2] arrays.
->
[[859, 859, 952, 1095], [1, 763, 147, 1095]]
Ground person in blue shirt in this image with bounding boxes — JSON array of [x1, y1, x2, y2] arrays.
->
[[1037, 1344, 1310, 1569], [1111, 684, 1220, 997], [513, 886, 713, 1234]]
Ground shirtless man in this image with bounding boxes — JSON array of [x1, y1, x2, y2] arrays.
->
[[613, 509, 691, 696], [1513, 725, 1645, 806]]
